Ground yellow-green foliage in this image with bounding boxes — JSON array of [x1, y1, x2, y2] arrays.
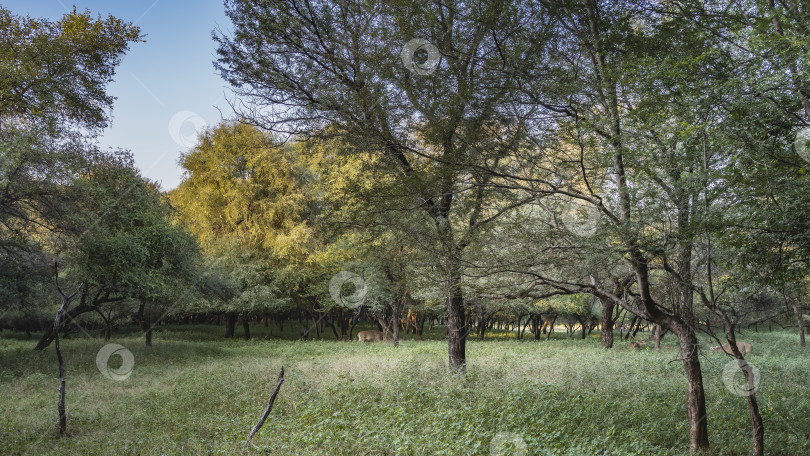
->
[[170, 122, 312, 262]]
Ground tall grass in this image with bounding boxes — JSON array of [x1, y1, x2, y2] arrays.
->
[[0, 326, 807, 455]]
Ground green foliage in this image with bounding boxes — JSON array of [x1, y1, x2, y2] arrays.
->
[[60, 161, 200, 307], [197, 238, 292, 316], [0, 5, 148, 327], [0, 6, 142, 131]]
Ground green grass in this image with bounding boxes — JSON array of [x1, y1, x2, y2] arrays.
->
[[1, 326, 808, 455]]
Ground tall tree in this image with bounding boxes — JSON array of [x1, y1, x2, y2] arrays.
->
[[491, 0, 744, 450], [170, 122, 315, 338], [0, 6, 141, 248], [215, 0, 543, 370]]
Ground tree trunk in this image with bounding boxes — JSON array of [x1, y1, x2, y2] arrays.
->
[[54, 299, 70, 436], [339, 308, 348, 340], [55, 325, 67, 436], [624, 316, 637, 340], [677, 330, 710, 452], [96, 309, 112, 342], [349, 318, 359, 340], [392, 299, 401, 347], [532, 315, 541, 340], [52, 271, 80, 436], [242, 317, 251, 340], [34, 305, 94, 350], [652, 324, 666, 350], [599, 296, 615, 348], [447, 268, 466, 371], [792, 300, 806, 347], [138, 302, 152, 347], [324, 313, 340, 340], [224, 313, 237, 338], [747, 385, 765, 456]]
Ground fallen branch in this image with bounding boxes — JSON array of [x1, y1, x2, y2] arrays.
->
[[246, 367, 285, 444]]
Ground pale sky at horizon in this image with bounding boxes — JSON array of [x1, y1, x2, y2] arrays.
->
[[3, 0, 235, 190]]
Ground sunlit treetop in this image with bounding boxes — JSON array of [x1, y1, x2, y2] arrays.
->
[[0, 6, 142, 132]]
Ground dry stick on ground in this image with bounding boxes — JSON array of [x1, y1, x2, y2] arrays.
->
[[246, 367, 285, 444], [52, 263, 82, 436]]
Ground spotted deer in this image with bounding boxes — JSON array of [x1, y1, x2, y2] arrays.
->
[[710, 341, 753, 354], [357, 330, 385, 342]]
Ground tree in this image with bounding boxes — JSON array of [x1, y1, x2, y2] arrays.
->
[[0, 6, 169, 349], [35, 160, 200, 349], [0, 6, 141, 245], [0, 6, 141, 130], [170, 122, 315, 338], [708, 0, 810, 348], [215, 0, 542, 370], [481, 0, 744, 450]]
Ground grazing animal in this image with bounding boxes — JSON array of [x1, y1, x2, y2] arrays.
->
[[628, 339, 647, 349], [357, 330, 384, 342], [443, 326, 449, 337], [299, 327, 309, 340], [710, 341, 753, 354]]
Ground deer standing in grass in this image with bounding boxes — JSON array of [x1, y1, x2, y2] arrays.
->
[[710, 341, 753, 354], [357, 330, 385, 342]]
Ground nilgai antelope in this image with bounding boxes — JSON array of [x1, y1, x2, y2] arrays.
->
[[357, 330, 385, 342], [710, 341, 753, 354]]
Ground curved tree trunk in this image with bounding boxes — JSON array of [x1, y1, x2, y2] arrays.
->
[[34, 305, 93, 350], [716, 310, 765, 455], [545, 316, 556, 340]]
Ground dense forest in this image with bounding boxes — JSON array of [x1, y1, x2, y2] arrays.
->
[[2, 1, 810, 455]]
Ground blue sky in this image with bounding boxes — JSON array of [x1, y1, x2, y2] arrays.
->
[[4, 0, 234, 190]]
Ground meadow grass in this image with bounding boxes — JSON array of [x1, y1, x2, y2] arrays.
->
[[1, 325, 808, 455]]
